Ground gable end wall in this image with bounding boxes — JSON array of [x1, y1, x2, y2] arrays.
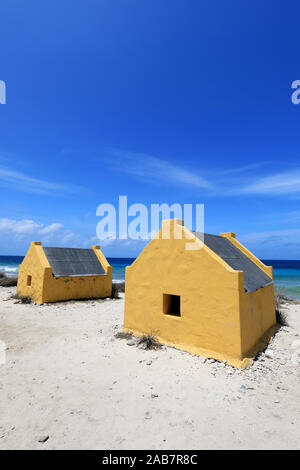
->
[[124, 220, 244, 366]]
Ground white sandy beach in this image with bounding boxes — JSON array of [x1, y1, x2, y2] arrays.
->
[[0, 286, 299, 450]]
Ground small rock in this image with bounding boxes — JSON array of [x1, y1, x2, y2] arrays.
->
[[207, 358, 215, 364], [146, 361, 152, 366], [151, 393, 158, 398], [239, 385, 247, 394], [145, 412, 152, 419], [265, 351, 274, 359], [126, 340, 136, 346], [38, 435, 49, 443]]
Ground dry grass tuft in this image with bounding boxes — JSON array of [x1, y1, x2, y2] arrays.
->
[[10, 293, 32, 304], [111, 282, 125, 299], [275, 290, 289, 326], [137, 334, 162, 350]]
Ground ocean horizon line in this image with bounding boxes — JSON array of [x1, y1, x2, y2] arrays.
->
[[1, 255, 300, 300], [1, 254, 300, 261]]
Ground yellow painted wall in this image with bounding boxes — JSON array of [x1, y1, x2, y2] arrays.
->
[[17, 242, 112, 303], [239, 283, 276, 360], [124, 219, 276, 368]]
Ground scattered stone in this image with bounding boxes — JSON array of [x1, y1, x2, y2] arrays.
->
[[146, 361, 152, 366], [38, 435, 49, 443], [145, 412, 152, 419], [126, 340, 136, 346], [239, 385, 247, 394], [151, 393, 158, 398], [265, 350, 274, 359], [207, 358, 215, 364]]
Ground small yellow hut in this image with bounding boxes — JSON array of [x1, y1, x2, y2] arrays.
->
[[124, 219, 277, 368], [17, 242, 112, 303]]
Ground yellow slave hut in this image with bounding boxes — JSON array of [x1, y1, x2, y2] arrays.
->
[[17, 242, 112, 303], [124, 219, 276, 368]]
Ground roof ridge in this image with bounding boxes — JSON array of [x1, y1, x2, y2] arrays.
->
[[43, 246, 92, 250]]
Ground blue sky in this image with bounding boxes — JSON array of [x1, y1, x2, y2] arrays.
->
[[0, 0, 300, 258]]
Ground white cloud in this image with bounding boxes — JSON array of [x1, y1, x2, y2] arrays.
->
[[0, 218, 42, 234], [241, 171, 300, 195], [103, 148, 213, 189], [84, 236, 99, 246], [39, 223, 63, 235], [240, 228, 300, 245], [59, 230, 80, 245], [0, 218, 63, 238], [217, 162, 270, 176], [0, 218, 84, 249], [236, 228, 300, 260], [97, 147, 300, 199], [0, 166, 85, 195]]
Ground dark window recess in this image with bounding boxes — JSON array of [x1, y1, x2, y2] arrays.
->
[[163, 294, 181, 317], [27, 275, 32, 286]]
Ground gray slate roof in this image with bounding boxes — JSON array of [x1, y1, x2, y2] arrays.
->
[[193, 233, 272, 293], [43, 247, 106, 277]]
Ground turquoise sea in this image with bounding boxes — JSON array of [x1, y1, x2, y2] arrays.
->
[[1, 256, 300, 300]]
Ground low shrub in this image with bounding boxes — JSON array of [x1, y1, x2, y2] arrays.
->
[[10, 294, 32, 304], [275, 290, 289, 326], [111, 282, 125, 299], [137, 334, 162, 350]]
